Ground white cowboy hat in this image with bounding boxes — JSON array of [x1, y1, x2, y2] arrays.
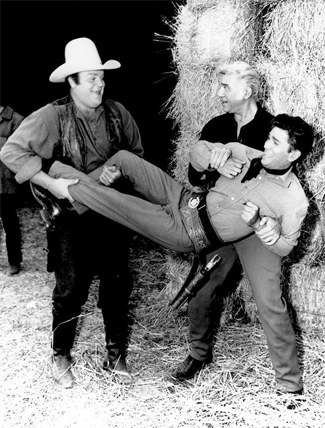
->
[[49, 37, 121, 83]]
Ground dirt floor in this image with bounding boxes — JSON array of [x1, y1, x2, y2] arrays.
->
[[0, 198, 324, 428]]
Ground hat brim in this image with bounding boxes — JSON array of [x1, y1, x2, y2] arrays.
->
[[49, 60, 121, 83]]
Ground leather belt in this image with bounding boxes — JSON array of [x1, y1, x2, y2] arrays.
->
[[180, 192, 223, 253]]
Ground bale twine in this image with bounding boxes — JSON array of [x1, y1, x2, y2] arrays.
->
[[243, 0, 325, 335], [163, 0, 261, 322]]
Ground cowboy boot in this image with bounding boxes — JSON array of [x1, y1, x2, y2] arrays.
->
[[30, 183, 63, 231], [103, 340, 133, 385], [52, 351, 75, 388]]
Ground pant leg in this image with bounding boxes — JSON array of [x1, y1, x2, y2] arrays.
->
[[188, 245, 239, 361], [234, 234, 302, 391], [0, 193, 22, 265], [49, 152, 193, 253], [97, 218, 134, 359], [51, 210, 96, 354]]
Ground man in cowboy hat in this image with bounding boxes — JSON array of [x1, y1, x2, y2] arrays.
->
[[0, 37, 144, 388]]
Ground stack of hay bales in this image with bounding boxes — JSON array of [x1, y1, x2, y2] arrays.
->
[[252, 0, 325, 335], [162, 0, 261, 315], [164, 0, 325, 335]]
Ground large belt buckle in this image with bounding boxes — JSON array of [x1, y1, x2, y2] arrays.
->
[[188, 195, 200, 209]]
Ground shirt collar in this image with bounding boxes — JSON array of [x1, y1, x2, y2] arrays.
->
[[71, 97, 104, 121], [261, 167, 293, 188]]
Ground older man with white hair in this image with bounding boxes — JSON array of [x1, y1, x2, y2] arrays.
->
[[1, 38, 144, 388]]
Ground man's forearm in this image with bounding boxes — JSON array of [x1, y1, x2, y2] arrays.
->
[[30, 169, 78, 203], [30, 170, 59, 191]]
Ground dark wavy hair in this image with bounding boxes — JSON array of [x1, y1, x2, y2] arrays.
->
[[271, 114, 314, 162], [66, 73, 80, 85]]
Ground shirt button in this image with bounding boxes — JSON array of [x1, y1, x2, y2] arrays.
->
[[231, 197, 235, 201], [258, 176, 262, 180]]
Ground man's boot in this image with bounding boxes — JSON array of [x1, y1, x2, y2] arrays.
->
[[52, 352, 75, 388], [168, 354, 212, 383], [103, 340, 133, 385]]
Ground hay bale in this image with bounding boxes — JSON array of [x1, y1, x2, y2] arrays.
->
[[255, 0, 325, 136], [173, 0, 257, 66], [287, 265, 325, 336]]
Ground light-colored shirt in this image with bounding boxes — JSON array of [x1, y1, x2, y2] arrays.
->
[[190, 141, 309, 257]]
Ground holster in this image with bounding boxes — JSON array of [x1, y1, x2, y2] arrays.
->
[[169, 252, 222, 310], [170, 192, 223, 310], [179, 193, 212, 254]]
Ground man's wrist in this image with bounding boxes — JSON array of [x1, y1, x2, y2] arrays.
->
[[251, 218, 264, 231]]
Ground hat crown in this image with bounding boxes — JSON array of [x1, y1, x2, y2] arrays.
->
[[65, 38, 103, 67], [49, 37, 120, 83]]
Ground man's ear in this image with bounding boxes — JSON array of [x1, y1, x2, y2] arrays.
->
[[289, 149, 301, 163], [244, 86, 252, 99], [67, 76, 75, 89]]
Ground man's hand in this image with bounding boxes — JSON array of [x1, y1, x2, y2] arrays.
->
[[209, 146, 232, 170], [217, 157, 245, 178], [241, 200, 260, 229], [47, 178, 78, 203], [255, 216, 281, 246], [99, 165, 121, 186]]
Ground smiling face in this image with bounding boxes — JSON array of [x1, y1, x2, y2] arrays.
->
[[217, 74, 249, 114], [261, 126, 301, 170], [69, 70, 105, 114]]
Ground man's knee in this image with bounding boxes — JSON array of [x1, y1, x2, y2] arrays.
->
[[112, 149, 134, 164]]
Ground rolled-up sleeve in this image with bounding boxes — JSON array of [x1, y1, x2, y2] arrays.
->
[[0, 105, 59, 183]]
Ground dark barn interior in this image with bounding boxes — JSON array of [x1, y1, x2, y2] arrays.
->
[[0, 0, 182, 169]]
